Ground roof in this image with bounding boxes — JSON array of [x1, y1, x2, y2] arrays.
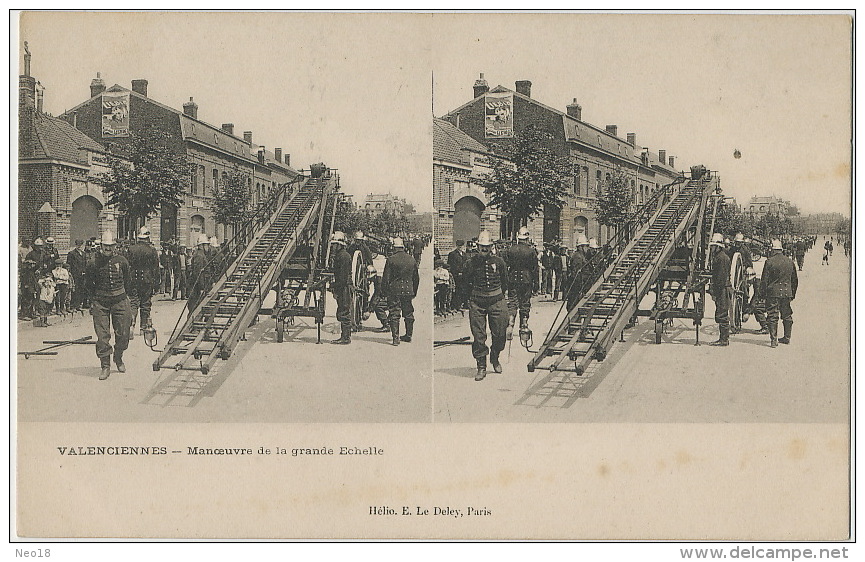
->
[[63, 85, 298, 176], [27, 111, 105, 164], [434, 118, 487, 166], [444, 85, 678, 175]]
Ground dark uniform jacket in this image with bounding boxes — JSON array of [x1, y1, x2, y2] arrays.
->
[[761, 252, 798, 298], [127, 241, 160, 284], [331, 246, 353, 291], [464, 254, 508, 299], [447, 248, 467, 276], [794, 240, 806, 257], [567, 248, 588, 283], [382, 249, 419, 297], [86, 253, 131, 303], [504, 242, 539, 287], [710, 247, 732, 298]]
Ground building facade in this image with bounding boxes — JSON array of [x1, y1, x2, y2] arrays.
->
[[59, 75, 300, 246], [439, 76, 684, 248], [433, 117, 501, 254], [18, 52, 121, 256], [744, 196, 793, 220], [362, 193, 409, 215]]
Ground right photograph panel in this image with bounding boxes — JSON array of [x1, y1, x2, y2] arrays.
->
[[431, 14, 852, 423]]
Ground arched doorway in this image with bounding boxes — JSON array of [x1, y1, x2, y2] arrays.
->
[[453, 196, 484, 244], [190, 214, 205, 246], [572, 215, 588, 247], [70, 195, 102, 243]]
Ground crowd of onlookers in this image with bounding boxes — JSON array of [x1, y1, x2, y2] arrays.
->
[[432, 236, 613, 317], [17, 234, 212, 325]]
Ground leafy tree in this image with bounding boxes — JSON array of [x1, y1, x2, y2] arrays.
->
[[477, 124, 572, 239], [835, 218, 851, 237], [755, 213, 793, 239], [592, 167, 633, 235], [95, 126, 191, 238], [712, 201, 756, 238], [213, 169, 251, 234]]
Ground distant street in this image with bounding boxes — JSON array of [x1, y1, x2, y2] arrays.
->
[[17, 252, 433, 423], [433, 247, 850, 423]]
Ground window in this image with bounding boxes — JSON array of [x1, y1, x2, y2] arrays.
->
[[212, 168, 219, 195], [191, 169, 198, 195], [214, 133, 219, 145], [574, 168, 581, 196], [195, 165, 205, 196], [596, 170, 601, 193]]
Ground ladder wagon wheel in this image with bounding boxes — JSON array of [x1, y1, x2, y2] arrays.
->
[[276, 316, 285, 343], [350, 250, 367, 329], [655, 316, 664, 344], [728, 252, 745, 334]]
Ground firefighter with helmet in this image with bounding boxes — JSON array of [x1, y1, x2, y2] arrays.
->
[[329, 231, 353, 344], [464, 230, 509, 381], [86, 231, 132, 380], [503, 226, 538, 342], [127, 226, 160, 339]]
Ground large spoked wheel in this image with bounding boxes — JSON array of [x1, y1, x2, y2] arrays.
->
[[729, 252, 747, 334], [349, 250, 370, 329]]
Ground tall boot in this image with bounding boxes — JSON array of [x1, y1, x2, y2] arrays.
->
[[779, 320, 793, 344], [400, 319, 414, 343], [391, 323, 400, 346], [99, 356, 111, 380], [490, 351, 502, 374], [475, 359, 487, 381], [331, 324, 351, 345], [768, 322, 779, 348], [114, 352, 126, 373], [709, 325, 729, 346]]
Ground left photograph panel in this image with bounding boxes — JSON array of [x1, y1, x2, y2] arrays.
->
[[15, 12, 434, 423]]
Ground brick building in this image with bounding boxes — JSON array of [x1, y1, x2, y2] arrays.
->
[[433, 117, 500, 254], [439, 75, 683, 248], [18, 49, 120, 256], [59, 74, 300, 246]]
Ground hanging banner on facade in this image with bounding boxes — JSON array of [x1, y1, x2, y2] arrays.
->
[[484, 91, 514, 138], [101, 91, 130, 138]]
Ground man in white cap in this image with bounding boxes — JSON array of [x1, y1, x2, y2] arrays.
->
[[566, 234, 590, 312], [382, 237, 419, 345], [86, 231, 132, 380], [761, 239, 798, 347], [329, 231, 354, 344], [708, 232, 732, 346], [127, 226, 160, 338], [503, 226, 538, 340], [464, 230, 509, 380]]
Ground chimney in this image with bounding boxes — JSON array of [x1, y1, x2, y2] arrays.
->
[[626, 132, 636, 147], [668, 156, 675, 168], [183, 97, 198, 119], [90, 72, 105, 98], [641, 149, 649, 166], [257, 146, 265, 164], [243, 131, 253, 144], [22, 41, 31, 77], [274, 148, 282, 163], [36, 82, 44, 113], [605, 125, 618, 137], [658, 149, 666, 164], [284, 154, 291, 166], [515, 80, 532, 97], [566, 98, 582, 120], [131, 79, 148, 97], [473, 73, 489, 98], [221, 123, 234, 135]]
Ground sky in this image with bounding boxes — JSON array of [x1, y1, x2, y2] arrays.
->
[[18, 12, 433, 211], [430, 13, 852, 216], [17, 13, 852, 216]]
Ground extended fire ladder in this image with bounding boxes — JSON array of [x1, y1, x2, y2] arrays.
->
[[153, 169, 339, 374], [528, 171, 719, 375]]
